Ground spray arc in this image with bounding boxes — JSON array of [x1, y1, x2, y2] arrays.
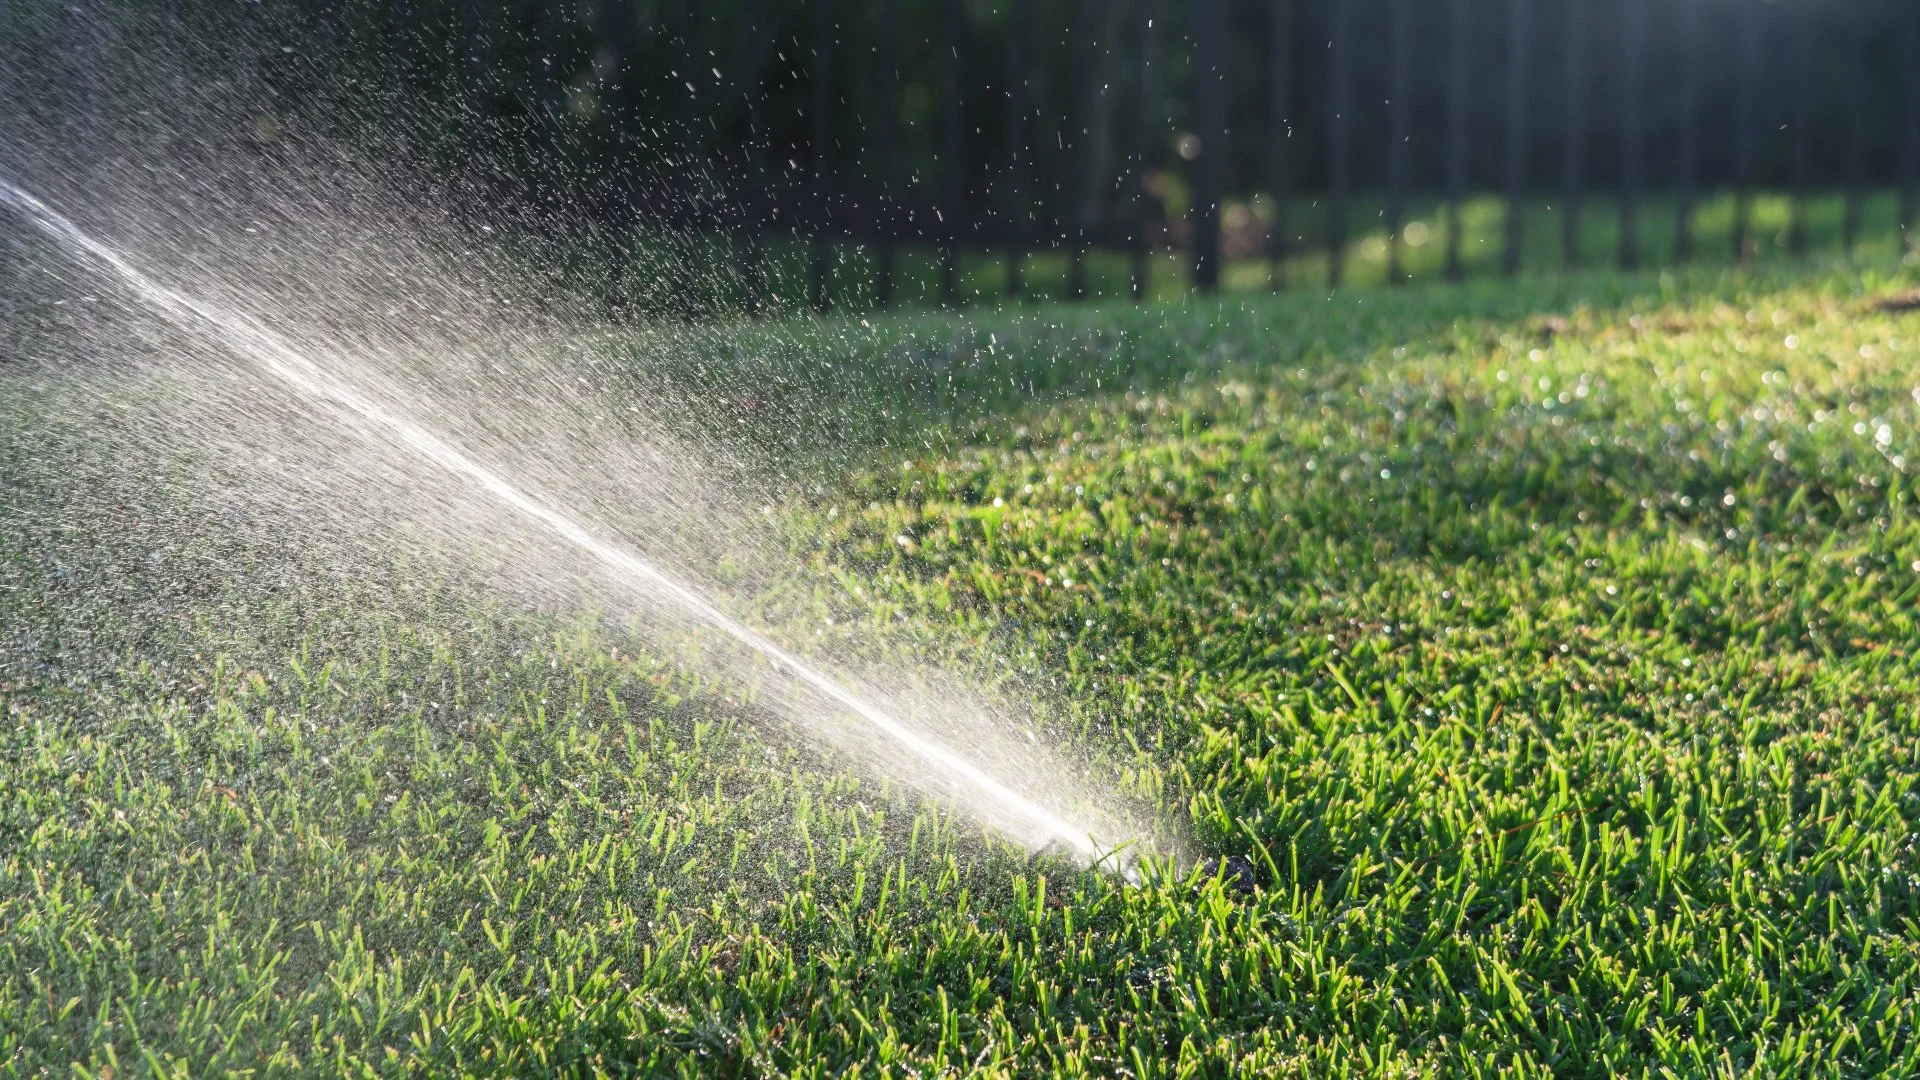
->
[[0, 178, 1129, 873]]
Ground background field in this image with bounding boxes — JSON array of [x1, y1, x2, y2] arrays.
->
[[7, 253, 1920, 1076]]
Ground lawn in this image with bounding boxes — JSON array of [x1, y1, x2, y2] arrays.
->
[[6, 250, 1920, 1076]]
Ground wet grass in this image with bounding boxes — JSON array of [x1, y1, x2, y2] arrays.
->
[[8, 251, 1920, 1075]]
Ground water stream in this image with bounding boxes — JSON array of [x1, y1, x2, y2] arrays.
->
[[1, 177, 1123, 871]]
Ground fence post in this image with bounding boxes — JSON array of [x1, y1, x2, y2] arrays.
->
[[1618, 0, 1642, 270], [1731, 1, 1760, 263], [809, 0, 832, 314], [1006, 1, 1029, 299], [1132, 0, 1159, 302], [741, 0, 767, 314], [69, 0, 108, 189], [1385, 0, 1410, 285], [1674, 0, 1699, 264], [1503, 0, 1530, 277], [1445, 0, 1470, 281], [600, 0, 635, 317], [463, 0, 484, 164], [534, 1, 560, 152], [167, 0, 190, 149], [390, 0, 413, 158], [875, 0, 897, 308], [1787, 1, 1810, 259], [535, 0, 570, 232], [1192, 0, 1226, 293], [311, 0, 339, 133], [1068, 0, 1094, 301], [1267, 0, 1292, 290], [666, 0, 698, 318], [1326, 0, 1351, 288], [1905, 0, 1920, 253], [1843, 12, 1866, 257], [940, 0, 962, 306], [240, 0, 262, 116], [1561, 0, 1585, 270]]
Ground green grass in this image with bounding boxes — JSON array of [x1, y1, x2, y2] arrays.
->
[[8, 252, 1920, 1075]]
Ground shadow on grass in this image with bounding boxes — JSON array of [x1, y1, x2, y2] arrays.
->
[[630, 251, 1911, 486]]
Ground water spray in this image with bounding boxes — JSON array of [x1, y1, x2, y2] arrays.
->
[[0, 177, 1134, 875]]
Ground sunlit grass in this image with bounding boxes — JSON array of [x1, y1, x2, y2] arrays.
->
[[7, 253, 1920, 1073]]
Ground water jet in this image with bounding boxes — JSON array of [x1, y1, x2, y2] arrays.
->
[[0, 176, 1138, 878]]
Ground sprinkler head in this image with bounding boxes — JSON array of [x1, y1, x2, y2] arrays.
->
[[1195, 854, 1258, 895]]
